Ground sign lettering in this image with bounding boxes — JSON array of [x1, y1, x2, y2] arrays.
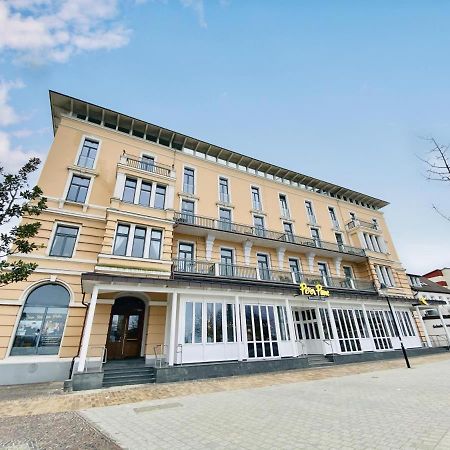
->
[[299, 282, 330, 298]]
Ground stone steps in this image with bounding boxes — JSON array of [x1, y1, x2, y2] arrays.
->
[[102, 359, 156, 388]]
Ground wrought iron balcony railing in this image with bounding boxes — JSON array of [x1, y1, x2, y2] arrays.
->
[[346, 219, 378, 231], [172, 259, 376, 292], [123, 155, 172, 177], [174, 212, 366, 257]]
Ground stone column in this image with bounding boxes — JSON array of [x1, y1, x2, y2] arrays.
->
[[243, 241, 253, 266], [77, 286, 99, 373], [277, 247, 286, 270], [205, 234, 215, 261], [235, 296, 243, 361], [168, 292, 178, 366]]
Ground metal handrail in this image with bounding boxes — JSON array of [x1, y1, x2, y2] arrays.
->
[[153, 344, 168, 368], [172, 259, 377, 292], [124, 155, 172, 177], [346, 219, 378, 231], [296, 339, 308, 357], [322, 339, 335, 360], [174, 212, 366, 257], [87, 345, 107, 371]]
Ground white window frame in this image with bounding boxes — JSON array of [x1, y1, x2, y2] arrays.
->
[[74, 134, 101, 170], [305, 200, 317, 224], [47, 221, 81, 258], [278, 193, 290, 218], [328, 206, 340, 228], [112, 222, 164, 260], [218, 175, 231, 204], [182, 165, 196, 195], [63, 170, 94, 206], [177, 240, 196, 260], [250, 185, 263, 211], [180, 198, 197, 215]]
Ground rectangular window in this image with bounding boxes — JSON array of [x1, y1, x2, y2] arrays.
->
[[289, 258, 301, 283], [149, 229, 162, 259], [328, 207, 339, 228], [283, 222, 294, 242], [183, 167, 195, 194], [113, 224, 130, 256], [311, 227, 321, 247], [219, 177, 230, 203], [220, 248, 234, 276], [49, 225, 79, 257], [66, 175, 90, 203], [141, 155, 155, 172], [226, 304, 236, 342], [254, 215, 265, 237], [184, 302, 202, 344], [131, 227, 146, 258], [257, 253, 270, 280], [305, 201, 316, 224], [138, 181, 152, 207], [219, 208, 232, 231], [277, 306, 290, 341], [122, 177, 137, 203], [279, 194, 289, 217], [335, 232, 344, 250], [181, 199, 195, 223], [154, 185, 166, 209], [251, 186, 262, 210], [318, 262, 330, 286], [376, 265, 395, 287], [77, 138, 98, 169]]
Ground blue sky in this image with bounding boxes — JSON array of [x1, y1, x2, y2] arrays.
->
[[1, 0, 449, 274]]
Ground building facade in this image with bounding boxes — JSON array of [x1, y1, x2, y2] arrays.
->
[[424, 268, 450, 288], [408, 274, 450, 348], [0, 92, 435, 386]]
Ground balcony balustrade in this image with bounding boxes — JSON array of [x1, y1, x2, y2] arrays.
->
[[174, 212, 366, 257], [172, 259, 376, 292], [346, 219, 378, 231], [123, 155, 172, 177]]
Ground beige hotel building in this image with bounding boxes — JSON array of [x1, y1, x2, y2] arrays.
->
[[0, 92, 444, 389]]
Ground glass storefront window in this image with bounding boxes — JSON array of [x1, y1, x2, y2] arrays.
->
[[11, 284, 70, 356]]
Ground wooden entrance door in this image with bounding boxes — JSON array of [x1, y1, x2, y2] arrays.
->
[[106, 297, 145, 360]]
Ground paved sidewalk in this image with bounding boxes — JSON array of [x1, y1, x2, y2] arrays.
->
[[0, 412, 120, 450], [0, 353, 449, 418], [82, 357, 450, 450]]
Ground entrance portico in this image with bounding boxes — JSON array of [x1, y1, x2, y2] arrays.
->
[[75, 272, 428, 377]]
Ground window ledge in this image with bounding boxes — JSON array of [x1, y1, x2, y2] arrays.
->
[[178, 192, 199, 201], [67, 165, 98, 177]]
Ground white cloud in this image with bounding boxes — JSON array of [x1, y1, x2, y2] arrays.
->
[[0, 0, 131, 64], [180, 0, 207, 28], [0, 130, 41, 171], [0, 79, 24, 126]]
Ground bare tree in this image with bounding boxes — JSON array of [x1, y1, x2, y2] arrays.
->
[[421, 137, 450, 221]]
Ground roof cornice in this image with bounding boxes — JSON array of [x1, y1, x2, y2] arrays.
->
[[49, 90, 389, 210]]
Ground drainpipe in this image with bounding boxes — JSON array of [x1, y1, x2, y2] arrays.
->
[[68, 283, 89, 380]]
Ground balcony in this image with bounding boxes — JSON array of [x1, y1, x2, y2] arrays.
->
[[174, 212, 366, 259], [121, 154, 173, 178], [172, 259, 376, 292], [346, 219, 379, 232]]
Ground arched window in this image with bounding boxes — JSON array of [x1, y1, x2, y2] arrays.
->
[[11, 283, 70, 356]]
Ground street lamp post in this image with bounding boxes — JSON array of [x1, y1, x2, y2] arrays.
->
[[380, 284, 411, 369]]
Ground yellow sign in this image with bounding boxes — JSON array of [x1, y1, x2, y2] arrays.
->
[[419, 296, 429, 306], [299, 282, 330, 297]]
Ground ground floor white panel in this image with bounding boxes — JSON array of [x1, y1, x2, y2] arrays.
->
[[175, 293, 423, 364]]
